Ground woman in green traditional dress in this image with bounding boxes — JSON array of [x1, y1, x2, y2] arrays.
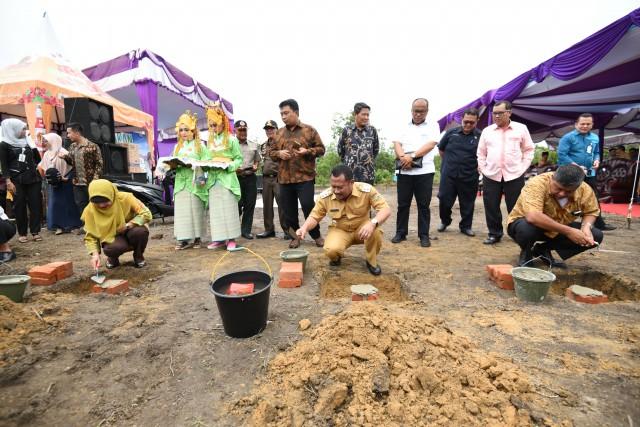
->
[[171, 111, 208, 250], [204, 103, 242, 251]]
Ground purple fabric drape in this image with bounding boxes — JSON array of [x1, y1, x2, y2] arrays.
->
[[135, 80, 159, 159], [438, 8, 640, 132]]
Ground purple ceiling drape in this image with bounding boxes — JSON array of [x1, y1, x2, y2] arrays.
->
[[439, 8, 640, 133], [135, 80, 158, 162]]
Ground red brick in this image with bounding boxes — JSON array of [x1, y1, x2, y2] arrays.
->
[[46, 261, 73, 280], [30, 276, 57, 286], [493, 267, 514, 290], [92, 279, 129, 295], [565, 288, 609, 304], [280, 262, 303, 282], [228, 283, 255, 295], [486, 264, 513, 280], [28, 265, 58, 278], [278, 277, 302, 288], [352, 293, 379, 301]]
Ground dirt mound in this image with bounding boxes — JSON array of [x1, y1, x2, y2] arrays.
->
[[232, 303, 536, 426], [0, 294, 69, 367]]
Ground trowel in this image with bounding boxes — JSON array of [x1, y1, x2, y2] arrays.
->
[[91, 267, 106, 285]]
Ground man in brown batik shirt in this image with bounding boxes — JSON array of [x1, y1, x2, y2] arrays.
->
[[270, 99, 325, 249]]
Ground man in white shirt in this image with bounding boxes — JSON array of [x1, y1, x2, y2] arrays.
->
[[392, 98, 440, 247]]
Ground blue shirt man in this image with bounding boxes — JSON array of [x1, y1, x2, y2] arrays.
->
[[557, 113, 615, 230], [557, 115, 599, 177]]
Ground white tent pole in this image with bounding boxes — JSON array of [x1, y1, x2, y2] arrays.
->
[[628, 145, 640, 229]]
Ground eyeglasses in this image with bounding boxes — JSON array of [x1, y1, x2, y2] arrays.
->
[[492, 110, 511, 116], [412, 109, 427, 114], [462, 120, 477, 125], [178, 128, 190, 132]]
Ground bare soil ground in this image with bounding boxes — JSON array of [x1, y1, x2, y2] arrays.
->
[[0, 187, 638, 426]]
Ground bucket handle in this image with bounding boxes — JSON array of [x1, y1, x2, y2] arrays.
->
[[210, 247, 272, 282], [519, 255, 552, 271]]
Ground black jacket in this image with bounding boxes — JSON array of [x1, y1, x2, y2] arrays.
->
[[0, 141, 42, 185]]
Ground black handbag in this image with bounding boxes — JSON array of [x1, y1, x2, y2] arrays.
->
[[395, 155, 423, 170]]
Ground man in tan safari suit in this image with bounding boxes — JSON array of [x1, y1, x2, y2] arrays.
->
[[296, 165, 391, 275]]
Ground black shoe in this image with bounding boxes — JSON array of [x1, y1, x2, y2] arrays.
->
[[420, 236, 431, 247], [329, 256, 341, 267], [241, 233, 254, 240], [518, 248, 533, 267], [600, 224, 617, 231], [533, 246, 567, 269], [134, 259, 146, 268], [366, 261, 381, 276], [483, 236, 501, 245], [106, 258, 120, 269], [391, 234, 406, 244], [0, 251, 16, 264], [460, 229, 475, 237], [256, 231, 275, 239], [437, 223, 448, 232]]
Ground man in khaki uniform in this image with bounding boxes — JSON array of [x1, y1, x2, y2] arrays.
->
[[297, 165, 391, 275]]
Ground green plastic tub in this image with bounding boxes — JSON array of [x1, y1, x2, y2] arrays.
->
[[279, 249, 310, 272], [0, 275, 31, 303], [512, 267, 556, 303]]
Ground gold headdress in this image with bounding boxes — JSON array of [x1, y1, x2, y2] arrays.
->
[[206, 101, 231, 148], [174, 110, 202, 155]]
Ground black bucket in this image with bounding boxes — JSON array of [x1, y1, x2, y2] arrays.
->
[[210, 270, 272, 338]]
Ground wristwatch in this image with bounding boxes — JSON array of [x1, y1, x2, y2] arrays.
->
[[371, 218, 379, 227]]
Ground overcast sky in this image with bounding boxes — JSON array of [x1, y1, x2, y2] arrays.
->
[[1, 0, 637, 146]]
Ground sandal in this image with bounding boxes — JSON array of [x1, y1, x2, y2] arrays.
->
[[32, 234, 43, 242], [55, 229, 63, 235], [207, 241, 225, 250], [288, 238, 300, 249], [226, 240, 237, 251], [193, 238, 201, 249], [18, 236, 28, 243]]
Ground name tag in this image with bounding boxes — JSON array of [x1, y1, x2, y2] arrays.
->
[[18, 153, 26, 163], [330, 208, 339, 212], [586, 145, 593, 154]]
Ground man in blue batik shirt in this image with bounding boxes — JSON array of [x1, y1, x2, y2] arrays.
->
[[557, 113, 615, 231]]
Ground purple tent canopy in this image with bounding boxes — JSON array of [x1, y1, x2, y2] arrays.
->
[[438, 8, 640, 145], [83, 49, 233, 159]]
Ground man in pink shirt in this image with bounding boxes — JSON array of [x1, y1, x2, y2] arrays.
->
[[477, 100, 534, 245]]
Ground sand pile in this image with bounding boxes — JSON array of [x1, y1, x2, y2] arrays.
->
[[232, 303, 536, 426]]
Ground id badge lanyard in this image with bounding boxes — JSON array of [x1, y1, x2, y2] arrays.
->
[[18, 148, 26, 163], [585, 140, 596, 177]]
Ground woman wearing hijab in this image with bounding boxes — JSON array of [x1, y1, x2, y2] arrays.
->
[[0, 118, 42, 243], [83, 179, 152, 269], [204, 103, 242, 251], [37, 133, 82, 234], [170, 110, 208, 250]]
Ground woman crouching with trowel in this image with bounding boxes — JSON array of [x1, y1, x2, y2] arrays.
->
[[83, 179, 152, 270]]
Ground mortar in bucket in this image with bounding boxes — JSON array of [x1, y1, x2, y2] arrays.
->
[[0, 275, 30, 303], [209, 248, 272, 338], [279, 249, 309, 272], [512, 266, 556, 303]]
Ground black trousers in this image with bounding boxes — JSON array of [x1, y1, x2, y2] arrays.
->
[[438, 174, 478, 230], [73, 185, 89, 217], [482, 175, 525, 238], [14, 181, 42, 236], [0, 219, 16, 244], [584, 176, 607, 229], [280, 180, 320, 239], [261, 175, 286, 234], [395, 173, 434, 238], [102, 226, 149, 263], [238, 174, 257, 235], [507, 219, 603, 261]]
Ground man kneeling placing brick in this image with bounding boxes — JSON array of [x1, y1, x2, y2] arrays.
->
[[507, 164, 603, 269], [296, 165, 391, 276]]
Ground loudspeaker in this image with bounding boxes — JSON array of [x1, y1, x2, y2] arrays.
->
[[101, 144, 129, 175], [63, 97, 115, 145]]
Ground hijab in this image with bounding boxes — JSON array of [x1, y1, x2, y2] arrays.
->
[[39, 133, 72, 177], [81, 179, 140, 244], [0, 118, 28, 148]]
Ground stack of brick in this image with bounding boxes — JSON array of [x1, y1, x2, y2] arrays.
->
[[92, 279, 129, 295], [278, 262, 303, 288], [28, 261, 73, 286], [486, 264, 514, 290]]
